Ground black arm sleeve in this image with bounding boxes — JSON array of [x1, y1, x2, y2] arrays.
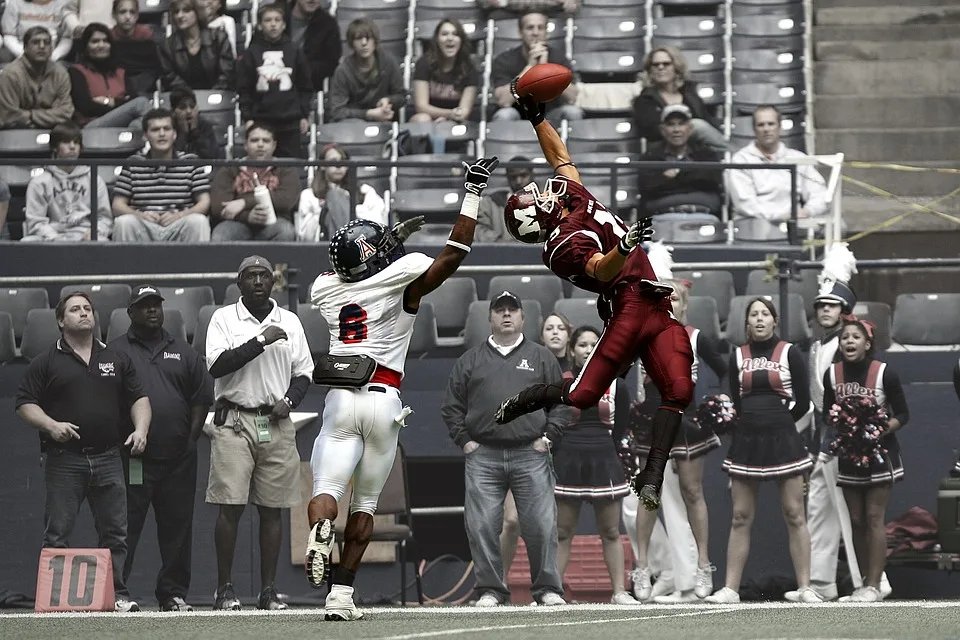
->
[[883, 366, 909, 427], [787, 345, 811, 422], [611, 378, 633, 446], [954, 359, 960, 401], [728, 351, 741, 414], [209, 338, 265, 378], [283, 375, 310, 408]]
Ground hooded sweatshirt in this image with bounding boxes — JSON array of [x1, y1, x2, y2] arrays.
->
[[236, 32, 313, 126], [329, 50, 406, 122], [728, 141, 828, 221], [23, 165, 112, 241]]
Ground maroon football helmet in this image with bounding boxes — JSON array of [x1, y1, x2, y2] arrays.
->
[[502, 178, 568, 244]]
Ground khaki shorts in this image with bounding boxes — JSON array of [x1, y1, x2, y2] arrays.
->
[[205, 411, 302, 508]]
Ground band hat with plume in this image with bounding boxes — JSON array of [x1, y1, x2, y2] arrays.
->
[[644, 240, 692, 289], [815, 242, 858, 313]]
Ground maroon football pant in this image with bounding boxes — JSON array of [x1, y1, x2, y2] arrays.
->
[[565, 290, 694, 411]]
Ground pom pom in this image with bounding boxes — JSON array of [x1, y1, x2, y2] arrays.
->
[[694, 395, 737, 436], [644, 240, 675, 281], [826, 396, 889, 469], [819, 242, 858, 293]]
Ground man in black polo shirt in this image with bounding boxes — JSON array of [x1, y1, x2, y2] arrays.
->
[[16, 291, 152, 613], [110, 285, 214, 612]]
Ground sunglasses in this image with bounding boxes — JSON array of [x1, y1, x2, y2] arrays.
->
[[650, 61, 673, 69]]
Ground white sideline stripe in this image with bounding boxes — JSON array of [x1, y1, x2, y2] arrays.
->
[[369, 608, 740, 640]]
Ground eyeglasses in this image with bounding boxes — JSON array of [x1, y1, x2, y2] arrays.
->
[[649, 61, 673, 69]]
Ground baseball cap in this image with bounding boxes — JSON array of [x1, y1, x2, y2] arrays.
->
[[489, 290, 522, 311], [238, 255, 274, 276], [129, 284, 164, 307], [661, 104, 693, 123]]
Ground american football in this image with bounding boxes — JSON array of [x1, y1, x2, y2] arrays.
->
[[514, 63, 574, 103]]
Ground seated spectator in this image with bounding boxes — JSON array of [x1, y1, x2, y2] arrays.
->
[[477, 0, 579, 13], [111, 0, 162, 95], [69, 24, 152, 131], [637, 105, 723, 220], [632, 47, 729, 155], [171, 87, 221, 159], [476, 155, 534, 242], [0, 27, 74, 129], [112, 108, 211, 242], [209, 122, 298, 242], [236, 3, 312, 159], [65, 0, 115, 40], [729, 105, 827, 222], [329, 17, 405, 122], [22, 122, 112, 242], [159, 0, 235, 91], [0, 176, 10, 238], [491, 11, 581, 124], [286, 0, 341, 91], [410, 19, 479, 124], [1, 0, 72, 62], [197, 0, 237, 57]]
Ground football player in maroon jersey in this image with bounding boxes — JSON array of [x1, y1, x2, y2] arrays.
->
[[494, 91, 694, 511]]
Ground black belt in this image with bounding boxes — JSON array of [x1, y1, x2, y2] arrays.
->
[[223, 401, 274, 415], [50, 444, 118, 456], [368, 385, 386, 393]]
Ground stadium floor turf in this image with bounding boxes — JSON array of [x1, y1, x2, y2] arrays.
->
[[2, 601, 959, 640]]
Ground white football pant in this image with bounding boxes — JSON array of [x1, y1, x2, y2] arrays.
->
[[808, 453, 862, 587]]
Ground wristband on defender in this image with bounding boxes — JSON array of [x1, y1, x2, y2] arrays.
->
[[446, 239, 471, 253], [459, 192, 480, 220]]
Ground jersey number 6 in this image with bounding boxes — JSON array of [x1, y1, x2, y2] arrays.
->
[[338, 304, 368, 344]]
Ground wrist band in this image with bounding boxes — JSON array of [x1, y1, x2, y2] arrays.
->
[[459, 192, 480, 220], [617, 240, 631, 256], [446, 239, 471, 252], [555, 161, 576, 170]]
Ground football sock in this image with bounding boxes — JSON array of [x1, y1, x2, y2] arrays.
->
[[333, 566, 357, 587]]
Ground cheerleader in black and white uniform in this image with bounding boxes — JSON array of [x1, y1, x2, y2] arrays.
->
[[823, 318, 909, 602], [553, 326, 637, 604], [706, 298, 819, 604]]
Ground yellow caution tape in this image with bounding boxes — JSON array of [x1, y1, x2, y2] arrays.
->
[[845, 161, 960, 175]]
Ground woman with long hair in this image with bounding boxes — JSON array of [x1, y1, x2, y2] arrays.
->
[[631, 46, 729, 154], [159, 0, 235, 90], [410, 19, 479, 124], [554, 326, 637, 604], [823, 318, 908, 602], [706, 298, 819, 603], [69, 23, 152, 131]]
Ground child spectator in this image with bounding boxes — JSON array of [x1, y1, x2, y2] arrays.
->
[[1, 0, 72, 62], [286, 0, 341, 90], [410, 19, 478, 124], [159, 0, 235, 91], [171, 87, 221, 159], [0, 27, 74, 129], [329, 17, 405, 122], [111, 0, 162, 95], [236, 3, 312, 158]]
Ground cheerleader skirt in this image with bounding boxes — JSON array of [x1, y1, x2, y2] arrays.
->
[[554, 439, 630, 501], [721, 408, 813, 480], [836, 433, 904, 488]]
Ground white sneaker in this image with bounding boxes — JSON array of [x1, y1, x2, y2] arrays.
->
[[538, 592, 566, 606], [474, 592, 500, 607], [654, 590, 701, 604], [705, 587, 740, 604], [324, 585, 364, 621], [630, 567, 652, 601], [649, 571, 675, 599], [694, 565, 715, 599], [785, 582, 837, 602], [850, 585, 882, 602], [611, 591, 640, 605], [879, 572, 892, 599], [796, 587, 825, 603], [305, 519, 335, 588], [838, 586, 861, 603], [115, 598, 140, 613]]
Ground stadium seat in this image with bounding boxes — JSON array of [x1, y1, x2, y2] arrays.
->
[[0, 312, 16, 364], [81, 128, 144, 158], [396, 154, 469, 190], [651, 217, 724, 244], [732, 67, 804, 88], [463, 300, 542, 351], [685, 45, 725, 76], [653, 17, 723, 42], [98, 165, 124, 188], [0, 287, 49, 342], [488, 275, 564, 316], [729, 114, 805, 152], [686, 296, 722, 342], [891, 293, 960, 347], [413, 18, 485, 50], [492, 18, 564, 56], [352, 158, 392, 195], [571, 51, 643, 83], [317, 122, 393, 157], [572, 18, 645, 54], [399, 121, 479, 154], [192, 304, 219, 357], [581, 0, 644, 19], [106, 308, 187, 343], [554, 298, 603, 333], [296, 304, 331, 361], [20, 309, 101, 360], [223, 0, 254, 18], [695, 81, 724, 107], [409, 302, 439, 355], [336, 0, 410, 22], [567, 119, 642, 155], [58, 284, 131, 339], [393, 189, 462, 220], [223, 283, 285, 305], [485, 120, 540, 145], [745, 268, 819, 318], [159, 286, 215, 341], [850, 301, 892, 353], [422, 277, 477, 346], [726, 293, 809, 345], [732, 82, 805, 115], [138, 0, 169, 23], [0, 129, 54, 157], [674, 269, 735, 325], [731, 217, 790, 243], [732, 11, 804, 38], [482, 140, 547, 163], [415, 0, 483, 21], [568, 152, 640, 186]]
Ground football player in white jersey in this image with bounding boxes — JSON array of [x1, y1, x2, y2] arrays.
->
[[304, 156, 499, 620]]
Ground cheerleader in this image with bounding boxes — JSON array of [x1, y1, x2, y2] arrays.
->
[[823, 318, 909, 602], [706, 298, 819, 604], [630, 279, 728, 603], [554, 326, 637, 604]]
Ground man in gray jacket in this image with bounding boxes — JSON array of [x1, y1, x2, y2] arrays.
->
[[442, 291, 570, 607]]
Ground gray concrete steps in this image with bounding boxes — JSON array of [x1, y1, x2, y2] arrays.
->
[[813, 95, 960, 129], [815, 61, 960, 95], [838, 163, 960, 198], [817, 0, 960, 7], [815, 24, 958, 41], [816, 6, 960, 25], [838, 196, 960, 233], [816, 38, 960, 61], [815, 128, 960, 161]]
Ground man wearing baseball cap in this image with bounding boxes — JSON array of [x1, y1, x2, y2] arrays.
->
[[110, 284, 214, 611], [204, 256, 314, 610]]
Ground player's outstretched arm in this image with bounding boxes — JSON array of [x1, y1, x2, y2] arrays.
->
[[403, 156, 499, 310], [511, 83, 581, 185], [585, 218, 654, 282]]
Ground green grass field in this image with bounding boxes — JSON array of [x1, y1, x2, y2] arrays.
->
[[3, 602, 960, 640]]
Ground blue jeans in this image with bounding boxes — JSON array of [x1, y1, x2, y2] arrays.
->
[[464, 442, 562, 603], [211, 218, 296, 242], [44, 448, 130, 598]]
